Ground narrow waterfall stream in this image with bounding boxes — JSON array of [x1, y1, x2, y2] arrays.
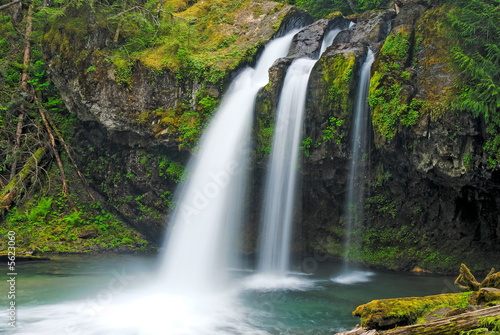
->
[[256, 57, 317, 281], [332, 49, 375, 285], [251, 26, 345, 289]]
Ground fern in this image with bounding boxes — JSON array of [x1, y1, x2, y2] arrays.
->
[[446, 0, 500, 167]]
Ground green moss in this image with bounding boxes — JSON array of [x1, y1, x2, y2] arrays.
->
[[369, 27, 424, 143], [354, 293, 472, 329], [366, 194, 397, 218], [415, 6, 458, 120], [111, 56, 133, 86], [255, 97, 276, 159], [321, 52, 357, 116], [0, 196, 149, 254]]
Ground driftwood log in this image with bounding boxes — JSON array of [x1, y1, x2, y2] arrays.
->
[[381, 305, 500, 335], [455, 263, 500, 291]]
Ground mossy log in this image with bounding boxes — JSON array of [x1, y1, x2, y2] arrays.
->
[[353, 293, 471, 329], [0, 146, 48, 210], [381, 305, 500, 335]]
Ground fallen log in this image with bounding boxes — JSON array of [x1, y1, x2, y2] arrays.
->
[[0, 146, 48, 210], [381, 305, 500, 335]]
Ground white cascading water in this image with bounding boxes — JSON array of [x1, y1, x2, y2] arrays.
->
[[251, 27, 344, 288], [158, 29, 299, 294], [3, 31, 299, 335], [332, 49, 375, 285], [257, 57, 317, 275]]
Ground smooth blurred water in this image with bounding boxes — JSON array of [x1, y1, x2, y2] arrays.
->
[[0, 255, 458, 335], [257, 25, 345, 280], [159, 30, 299, 295]]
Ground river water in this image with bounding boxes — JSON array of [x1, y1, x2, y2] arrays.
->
[[0, 255, 458, 335]]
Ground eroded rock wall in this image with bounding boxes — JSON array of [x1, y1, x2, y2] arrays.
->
[[292, 1, 500, 273]]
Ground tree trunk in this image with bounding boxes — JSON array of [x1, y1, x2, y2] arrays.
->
[[382, 305, 500, 335], [36, 101, 78, 211], [21, 3, 33, 94], [346, 0, 357, 13], [9, 113, 25, 180], [1, 146, 48, 210]]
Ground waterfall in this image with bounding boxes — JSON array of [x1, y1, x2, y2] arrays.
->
[[257, 57, 317, 276], [333, 49, 375, 283], [158, 30, 298, 294], [255, 27, 344, 282]]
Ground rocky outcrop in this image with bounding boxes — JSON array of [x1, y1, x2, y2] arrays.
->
[[283, 0, 499, 272], [42, 1, 311, 242], [287, 16, 351, 58], [39, 0, 499, 271]]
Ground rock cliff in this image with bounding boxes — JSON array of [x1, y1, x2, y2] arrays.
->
[[39, 0, 499, 272]]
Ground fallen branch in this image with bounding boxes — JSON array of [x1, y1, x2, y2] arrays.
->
[[455, 263, 481, 291], [382, 305, 500, 335], [46, 112, 96, 202], [455, 263, 499, 291], [36, 101, 78, 212], [1, 146, 48, 210], [0, 0, 24, 11]]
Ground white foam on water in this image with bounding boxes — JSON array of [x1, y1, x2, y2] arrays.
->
[[331, 271, 375, 285], [243, 273, 317, 291]]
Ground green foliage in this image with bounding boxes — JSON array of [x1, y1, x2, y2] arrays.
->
[[461, 316, 500, 335], [366, 194, 397, 218], [301, 137, 313, 157], [280, 0, 391, 18], [304, 116, 344, 153], [446, 0, 500, 167], [159, 158, 185, 183], [370, 29, 425, 141], [1, 195, 149, 253]]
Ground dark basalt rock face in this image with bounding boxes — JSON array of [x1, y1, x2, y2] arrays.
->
[[42, 0, 499, 271], [42, 2, 312, 243], [254, 0, 499, 273], [287, 16, 351, 59]]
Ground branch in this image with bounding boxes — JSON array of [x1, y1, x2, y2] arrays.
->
[[1, 146, 48, 211], [45, 110, 96, 203], [20, 3, 33, 94], [36, 99, 78, 212], [0, 0, 23, 11]]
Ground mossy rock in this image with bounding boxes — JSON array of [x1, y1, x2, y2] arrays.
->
[[353, 292, 472, 330]]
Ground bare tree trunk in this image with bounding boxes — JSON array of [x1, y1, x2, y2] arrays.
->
[[9, 113, 25, 181], [346, 0, 357, 13], [21, 3, 33, 94], [1, 146, 48, 210], [46, 115, 96, 202], [36, 100, 78, 212]]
